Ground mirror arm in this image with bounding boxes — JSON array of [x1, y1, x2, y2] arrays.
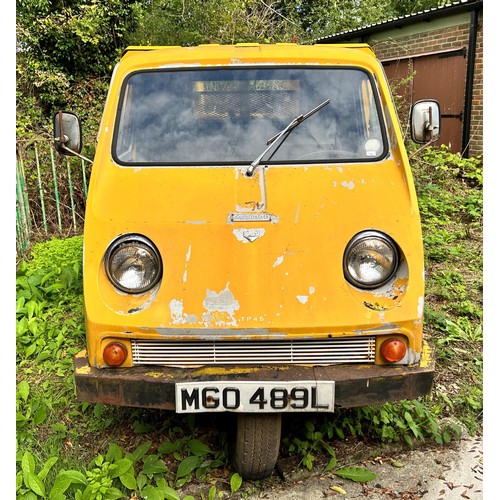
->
[[408, 138, 437, 160], [60, 143, 94, 164]]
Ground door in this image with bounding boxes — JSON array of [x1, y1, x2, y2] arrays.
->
[[382, 48, 467, 153]]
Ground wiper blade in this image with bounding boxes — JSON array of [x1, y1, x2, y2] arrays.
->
[[246, 99, 330, 177]]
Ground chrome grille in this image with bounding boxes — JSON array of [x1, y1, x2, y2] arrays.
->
[[131, 337, 376, 366]]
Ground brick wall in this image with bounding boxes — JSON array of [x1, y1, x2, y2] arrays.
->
[[372, 24, 470, 60], [370, 22, 483, 157], [469, 22, 483, 157]]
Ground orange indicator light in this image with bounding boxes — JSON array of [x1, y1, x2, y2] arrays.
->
[[381, 338, 407, 363], [103, 342, 128, 366]]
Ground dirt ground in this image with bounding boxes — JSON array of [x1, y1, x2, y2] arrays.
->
[[241, 433, 484, 499]]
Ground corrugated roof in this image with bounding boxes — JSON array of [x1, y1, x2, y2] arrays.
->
[[315, 0, 482, 43]]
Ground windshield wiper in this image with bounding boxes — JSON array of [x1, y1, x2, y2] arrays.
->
[[245, 99, 330, 177]]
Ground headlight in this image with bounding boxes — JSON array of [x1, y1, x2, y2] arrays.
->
[[343, 231, 399, 289], [104, 234, 162, 294]]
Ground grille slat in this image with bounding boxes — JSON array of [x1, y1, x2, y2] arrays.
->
[[131, 337, 376, 366]]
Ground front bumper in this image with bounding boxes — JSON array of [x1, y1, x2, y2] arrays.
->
[[73, 346, 434, 411]]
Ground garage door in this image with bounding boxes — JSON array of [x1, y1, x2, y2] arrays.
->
[[382, 48, 467, 153]]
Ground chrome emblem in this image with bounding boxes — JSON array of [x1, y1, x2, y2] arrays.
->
[[228, 212, 279, 224], [233, 228, 265, 243]]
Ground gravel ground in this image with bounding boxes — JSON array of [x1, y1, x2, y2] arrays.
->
[[243, 434, 484, 499]]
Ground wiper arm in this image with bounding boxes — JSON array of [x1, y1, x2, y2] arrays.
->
[[246, 99, 330, 177]]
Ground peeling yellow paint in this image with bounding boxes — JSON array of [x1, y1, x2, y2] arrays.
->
[[420, 340, 432, 368], [193, 365, 291, 376], [341, 180, 355, 190], [76, 366, 92, 374], [145, 371, 167, 379], [273, 255, 284, 267]]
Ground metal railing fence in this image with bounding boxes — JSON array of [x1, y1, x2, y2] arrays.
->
[[16, 139, 90, 256]]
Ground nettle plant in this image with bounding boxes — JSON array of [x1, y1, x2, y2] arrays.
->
[[284, 401, 462, 471], [25, 442, 171, 499]]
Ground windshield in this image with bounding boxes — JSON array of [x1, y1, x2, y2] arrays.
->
[[113, 67, 387, 165]]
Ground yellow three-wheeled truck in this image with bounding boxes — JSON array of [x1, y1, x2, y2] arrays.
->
[[54, 43, 438, 480]]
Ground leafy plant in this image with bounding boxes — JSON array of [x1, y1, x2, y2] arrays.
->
[[421, 145, 483, 187], [436, 318, 483, 345], [333, 467, 376, 483], [285, 397, 462, 471], [27, 236, 84, 275], [16, 452, 59, 499], [285, 420, 378, 482], [230, 473, 243, 493], [46, 441, 192, 499], [158, 436, 226, 487], [84, 454, 131, 499], [285, 420, 333, 470], [16, 381, 50, 441]]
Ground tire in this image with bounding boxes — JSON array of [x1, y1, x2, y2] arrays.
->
[[232, 412, 282, 480]]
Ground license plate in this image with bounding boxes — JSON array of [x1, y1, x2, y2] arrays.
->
[[175, 381, 335, 413]]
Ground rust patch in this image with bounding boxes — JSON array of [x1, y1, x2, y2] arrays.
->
[[364, 301, 390, 311]]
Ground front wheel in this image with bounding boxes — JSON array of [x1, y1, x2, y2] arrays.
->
[[232, 413, 282, 480]]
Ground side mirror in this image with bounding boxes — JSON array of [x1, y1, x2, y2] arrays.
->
[[53, 111, 82, 156], [410, 100, 441, 144]]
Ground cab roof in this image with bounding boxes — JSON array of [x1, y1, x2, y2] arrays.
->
[[118, 43, 378, 72], [122, 43, 374, 56]]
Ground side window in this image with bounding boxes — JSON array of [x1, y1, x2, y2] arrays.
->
[[116, 82, 135, 161], [360, 79, 384, 157]]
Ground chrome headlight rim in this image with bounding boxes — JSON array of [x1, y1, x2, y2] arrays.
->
[[104, 234, 162, 294], [343, 230, 399, 290]]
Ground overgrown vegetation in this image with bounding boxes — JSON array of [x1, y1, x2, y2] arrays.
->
[[15, 0, 449, 249], [16, 0, 447, 142], [16, 144, 483, 499], [16, 1, 479, 498], [412, 146, 483, 436]]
